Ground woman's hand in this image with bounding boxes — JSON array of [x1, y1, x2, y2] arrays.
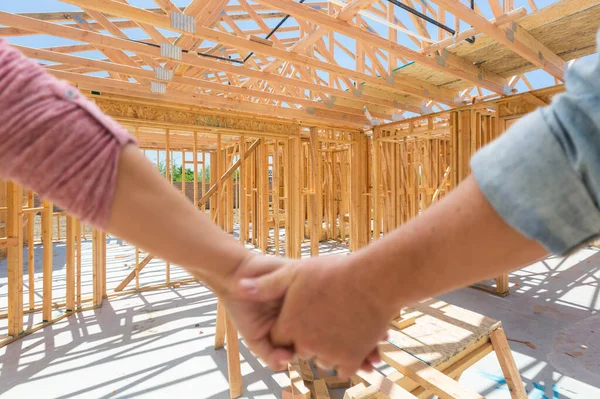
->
[[218, 254, 296, 370], [236, 255, 395, 378]]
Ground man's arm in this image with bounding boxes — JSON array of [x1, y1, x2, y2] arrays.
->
[[249, 31, 600, 377], [349, 175, 548, 310]]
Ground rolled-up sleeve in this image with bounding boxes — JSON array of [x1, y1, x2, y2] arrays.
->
[[471, 31, 600, 255], [0, 40, 136, 229]]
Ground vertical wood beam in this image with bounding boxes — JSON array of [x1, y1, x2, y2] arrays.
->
[[42, 200, 53, 321], [217, 135, 223, 227], [210, 151, 218, 222], [273, 141, 280, 255], [101, 231, 107, 298], [193, 132, 199, 208], [372, 129, 381, 241], [490, 327, 527, 399], [214, 300, 227, 349], [76, 219, 82, 309], [225, 311, 243, 399], [66, 215, 76, 311], [7, 182, 23, 336], [259, 140, 269, 254], [165, 129, 171, 285], [240, 136, 247, 244], [309, 128, 322, 256], [27, 191, 35, 311]]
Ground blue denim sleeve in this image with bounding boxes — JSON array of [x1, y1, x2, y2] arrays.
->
[[470, 31, 600, 255]]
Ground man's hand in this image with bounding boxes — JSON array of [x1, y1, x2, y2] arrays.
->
[[218, 255, 295, 370], [237, 255, 396, 378]]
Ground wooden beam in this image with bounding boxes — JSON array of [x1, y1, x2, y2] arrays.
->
[[15, 46, 381, 119], [49, 69, 367, 126], [66, 215, 76, 311], [42, 201, 53, 322], [254, 0, 507, 94], [433, 0, 564, 79], [199, 139, 261, 207], [225, 311, 243, 398], [55, 0, 457, 103], [338, 0, 377, 21], [309, 127, 322, 256], [114, 254, 155, 291], [420, 7, 527, 55], [0, 12, 410, 113], [379, 343, 484, 399], [7, 182, 23, 336], [355, 369, 418, 399], [490, 328, 528, 399]]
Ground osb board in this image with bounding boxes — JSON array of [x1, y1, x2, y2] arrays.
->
[[386, 299, 501, 368], [449, 6, 600, 81], [449, 0, 600, 59], [382, 1, 599, 95]]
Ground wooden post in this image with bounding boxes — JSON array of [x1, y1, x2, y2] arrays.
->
[[273, 141, 280, 255], [76, 219, 82, 309], [101, 231, 107, 298], [225, 311, 243, 399], [7, 182, 23, 336], [239, 136, 247, 244], [309, 128, 321, 256], [259, 140, 269, 254], [286, 135, 302, 259], [66, 215, 75, 311], [166, 129, 171, 285], [42, 200, 53, 322], [372, 129, 381, 241], [193, 132, 199, 209], [214, 300, 227, 349], [182, 149, 186, 198], [135, 247, 140, 290], [490, 327, 527, 399], [27, 191, 35, 310], [92, 228, 104, 307], [227, 146, 235, 234]]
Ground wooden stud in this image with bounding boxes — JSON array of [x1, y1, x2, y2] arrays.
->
[[225, 311, 243, 399], [7, 182, 23, 336], [490, 328, 527, 399], [309, 127, 322, 256], [214, 300, 227, 349], [76, 219, 82, 309], [66, 215, 75, 311], [27, 191, 35, 311], [42, 200, 53, 321], [166, 129, 171, 285]]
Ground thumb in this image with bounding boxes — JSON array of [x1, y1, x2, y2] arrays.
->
[[237, 264, 298, 301]]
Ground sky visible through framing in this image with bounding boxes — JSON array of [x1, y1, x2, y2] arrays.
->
[[0, 0, 590, 172]]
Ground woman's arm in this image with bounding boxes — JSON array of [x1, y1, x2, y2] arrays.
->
[[108, 145, 247, 295], [0, 40, 246, 295]]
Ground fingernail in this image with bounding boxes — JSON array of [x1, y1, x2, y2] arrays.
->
[[239, 278, 258, 295]]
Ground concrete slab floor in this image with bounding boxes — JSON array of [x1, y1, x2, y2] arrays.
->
[[0, 241, 599, 398]]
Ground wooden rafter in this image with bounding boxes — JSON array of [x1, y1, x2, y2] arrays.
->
[[254, 0, 508, 94], [60, 0, 459, 104], [1, 0, 592, 127]]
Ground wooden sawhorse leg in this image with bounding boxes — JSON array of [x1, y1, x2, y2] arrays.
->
[[215, 300, 243, 399], [490, 327, 527, 399]]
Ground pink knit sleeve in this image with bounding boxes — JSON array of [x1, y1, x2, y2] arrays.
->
[[0, 40, 136, 229]]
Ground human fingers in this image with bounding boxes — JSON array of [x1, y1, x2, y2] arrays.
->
[[245, 338, 294, 371], [237, 263, 298, 302]]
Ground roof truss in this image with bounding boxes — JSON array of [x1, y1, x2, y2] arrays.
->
[[0, 0, 595, 127]]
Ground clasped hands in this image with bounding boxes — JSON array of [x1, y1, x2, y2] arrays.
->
[[219, 254, 397, 379]]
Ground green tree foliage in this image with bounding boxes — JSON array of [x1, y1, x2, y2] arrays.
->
[[157, 161, 214, 182]]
